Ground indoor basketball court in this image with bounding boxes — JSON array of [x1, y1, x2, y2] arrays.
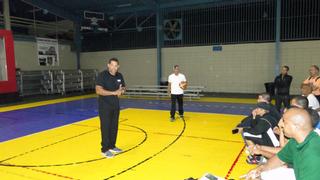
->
[[1, 0, 320, 180], [0, 96, 255, 179]]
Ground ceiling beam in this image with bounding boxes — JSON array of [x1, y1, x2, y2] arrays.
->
[[141, 0, 158, 10], [107, 0, 257, 15], [160, 0, 235, 9], [21, 0, 80, 22]]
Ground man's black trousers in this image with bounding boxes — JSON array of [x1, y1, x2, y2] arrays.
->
[[98, 102, 120, 153], [275, 94, 290, 112], [170, 94, 184, 118]]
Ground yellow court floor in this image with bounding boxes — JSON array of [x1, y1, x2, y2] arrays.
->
[[0, 94, 258, 113], [0, 108, 255, 180]]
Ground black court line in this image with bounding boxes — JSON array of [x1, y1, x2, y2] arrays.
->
[[0, 168, 41, 180], [0, 162, 79, 179], [0, 118, 129, 164], [22, 167, 79, 180], [0, 124, 147, 168], [104, 117, 187, 180], [154, 132, 243, 144], [72, 123, 242, 144], [0, 128, 99, 163], [70, 118, 129, 129]]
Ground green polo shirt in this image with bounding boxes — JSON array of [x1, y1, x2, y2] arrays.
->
[[277, 131, 320, 180]]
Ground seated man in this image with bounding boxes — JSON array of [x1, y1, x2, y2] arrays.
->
[[306, 108, 320, 129], [307, 108, 320, 135], [289, 95, 308, 109], [236, 93, 281, 129], [246, 108, 320, 180], [240, 103, 280, 148], [248, 96, 319, 160], [301, 83, 320, 113], [247, 121, 286, 160], [290, 96, 319, 129]]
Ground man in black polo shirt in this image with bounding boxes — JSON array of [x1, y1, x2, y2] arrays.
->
[[96, 58, 125, 158]]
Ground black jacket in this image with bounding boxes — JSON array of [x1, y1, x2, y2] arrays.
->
[[243, 114, 278, 135], [274, 74, 292, 95], [237, 102, 281, 128]]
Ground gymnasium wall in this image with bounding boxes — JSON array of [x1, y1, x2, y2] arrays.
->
[[162, 43, 275, 94], [80, 49, 158, 86], [281, 41, 320, 94], [14, 40, 77, 71], [80, 40, 320, 94]]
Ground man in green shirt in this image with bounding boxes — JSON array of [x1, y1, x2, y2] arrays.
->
[[246, 108, 320, 180]]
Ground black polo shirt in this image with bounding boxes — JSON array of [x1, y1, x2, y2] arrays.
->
[[96, 70, 125, 108]]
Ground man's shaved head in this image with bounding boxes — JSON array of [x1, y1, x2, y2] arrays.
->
[[282, 108, 313, 138]]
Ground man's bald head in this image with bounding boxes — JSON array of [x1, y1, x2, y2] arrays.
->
[[282, 108, 313, 138]]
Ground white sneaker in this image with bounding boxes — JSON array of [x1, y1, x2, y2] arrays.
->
[[101, 150, 114, 158], [109, 147, 122, 154]]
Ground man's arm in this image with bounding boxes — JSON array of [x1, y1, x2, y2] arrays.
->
[[287, 76, 293, 86], [279, 128, 288, 147], [120, 74, 126, 94], [259, 145, 282, 155], [243, 119, 270, 135], [259, 155, 285, 171], [181, 81, 188, 85], [95, 85, 121, 96], [246, 155, 285, 179], [313, 80, 320, 91], [248, 144, 278, 159], [274, 76, 279, 88], [303, 77, 309, 84], [167, 82, 171, 94], [182, 75, 187, 85]]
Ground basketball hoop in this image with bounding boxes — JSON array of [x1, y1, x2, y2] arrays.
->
[[81, 11, 107, 32], [90, 17, 98, 26]]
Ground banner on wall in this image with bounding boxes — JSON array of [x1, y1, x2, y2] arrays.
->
[[36, 37, 59, 66]]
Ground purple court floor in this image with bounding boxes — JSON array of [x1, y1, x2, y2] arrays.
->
[[0, 98, 255, 142]]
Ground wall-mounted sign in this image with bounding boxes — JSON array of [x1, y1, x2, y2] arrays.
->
[[212, 45, 222, 52], [36, 37, 59, 66]]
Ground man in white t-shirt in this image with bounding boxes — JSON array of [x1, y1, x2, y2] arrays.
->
[[301, 83, 320, 114], [168, 65, 187, 121]]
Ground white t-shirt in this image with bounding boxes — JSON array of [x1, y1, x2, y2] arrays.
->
[[307, 94, 320, 111], [168, 73, 186, 95]]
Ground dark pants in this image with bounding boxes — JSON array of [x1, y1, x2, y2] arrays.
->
[[98, 102, 120, 153], [170, 94, 184, 118], [275, 94, 290, 112], [243, 134, 275, 147]]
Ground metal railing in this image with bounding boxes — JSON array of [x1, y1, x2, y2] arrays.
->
[[125, 85, 205, 99], [16, 69, 98, 96]]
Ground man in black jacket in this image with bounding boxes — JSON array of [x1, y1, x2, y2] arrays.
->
[[235, 93, 281, 129], [274, 66, 293, 112], [241, 103, 280, 148], [236, 103, 279, 164]]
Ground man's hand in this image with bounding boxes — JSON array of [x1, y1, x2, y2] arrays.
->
[[120, 85, 126, 95], [248, 144, 261, 155], [252, 109, 257, 119], [114, 85, 124, 97], [246, 166, 263, 180], [237, 127, 244, 134], [273, 126, 280, 135]]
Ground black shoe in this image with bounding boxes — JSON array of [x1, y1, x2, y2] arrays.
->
[[246, 155, 262, 164]]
